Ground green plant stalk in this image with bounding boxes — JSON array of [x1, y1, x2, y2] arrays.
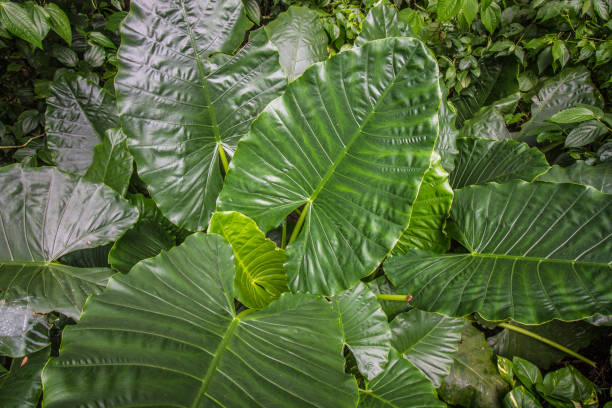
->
[[218, 144, 230, 174], [497, 322, 597, 367], [281, 222, 287, 249], [288, 201, 311, 244], [375, 294, 413, 302]]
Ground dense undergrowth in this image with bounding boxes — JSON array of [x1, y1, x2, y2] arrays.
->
[[0, 0, 611, 407]]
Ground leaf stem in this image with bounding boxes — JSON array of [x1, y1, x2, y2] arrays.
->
[[497, 322, 596, 367], [375, 294, 413, 302], [0, 133, 45, 149], [218, 143, 229, 174], [281, 222, 287, 249], [288, 201, 311, 244]]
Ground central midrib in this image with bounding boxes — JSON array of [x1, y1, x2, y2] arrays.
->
[[306, 46, 418, 206], [179, 0, 223, 146]]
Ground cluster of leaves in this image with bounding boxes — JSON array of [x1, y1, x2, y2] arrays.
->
[[0, 0, 611, 407]]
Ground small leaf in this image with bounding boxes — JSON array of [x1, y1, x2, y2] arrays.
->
[[497, 356, 516, 386], [45, 3, 71, 46], [512, 357, 542, 390], [84, 44, 105, 67], [461, 0, 479, 25], [503, 386, 543, 408], [243, 0, 261, 25], [481, 1, 501, 33], [438, 0, 462, 21], [593, 0, 610, 20], [596, 41, 612, 67], [50, 44, 77, 67], [551, 40, 569, 67], [548, 107, 596, 124], [89, 31, 116, 49], [0, 2, 43, 49], [565, 120, 608, 147], [209, 211, 289, 309]]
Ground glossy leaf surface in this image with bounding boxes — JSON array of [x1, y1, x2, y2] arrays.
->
[[386, 181, 612, 323], [392, 155, 453, 255], [503, 386, 543, 408], [334, 282, 391, 380], [537, 161, 612, 193], [265, 6, 328, 81], [367, 276, 411, 318], [438, 323, 509, 408], [209, 211, 288, 309], [0, 301, 49, 357], [43, 233, 358, 407], [390, 309, 463, 387], [537, 365, 598, 407], [358, 349, 445, 408], [355, 2, 412, 46], [219, 37, 441, 295], [450, 138, 549, 188], [0, 2, 42, 49], [0, 347, 49, 408], [46, 74, 119, 175], [116, 0, 286, 230], [0, 165, 138, 318], [85, 128, 133, 196]]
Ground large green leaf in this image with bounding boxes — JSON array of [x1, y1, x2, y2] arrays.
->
[[389, 309, 463, 387], [386, 181, 612, 323], [46, 74, 119, 175], [116, 0, 286, 230], [355, 1, 412, 46], [450, 138, 550, 188], [536, 161, 612, 194], [358, 349, 446, 408], [85, 128, 133, 196], [265, 6, 328, 81], [536, 365, 598, 407], [334, 282, 391, 380], [0, 347, 49, 408], [0, 165, 138, 319], [518, 67, 603, 142], [435, 98, 459, 172], [42, 233, 358, 407], [489, 320, 600, 369], [392, 155, 453, 255], [209, 211, 288, 309], [218, 37, 442, 295], [438, 322, 510, 408]]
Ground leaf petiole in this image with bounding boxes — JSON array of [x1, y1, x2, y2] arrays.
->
[[375, 294, 413, 302]]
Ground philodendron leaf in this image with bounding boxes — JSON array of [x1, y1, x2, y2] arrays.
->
[[497, 356, 516, 386], [450, 138, 550, 189], [46, 74, 119, 175], [265, 6, 328, 81], [0, 301, 49, 357], [392, 154, 453, 255], [0, 347, 49, 408], [0, 165, 138, 319], [536, 365, 598, 407], [85, 128, 133, 196], [218, 37, 442, 296], [459, 106, 511, 140], [513, 357, 542, 391], [503, 386, 543, 408], [43, 233, 358, 407], [209, 211, 288, 309], [438, 322, 510, 408], [518, 67, 603, 142], [355, 1, 412, 46], [117, 0, 286, 231], [358, 349, 446, 408], [389, 309, 463, 387], [386, 181, 612, 323], [334, 282, 392, 380], [435, 98, 459, 172], [536, 161, 612, 194]]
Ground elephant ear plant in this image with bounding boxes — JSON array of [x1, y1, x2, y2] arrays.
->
[[1, 0, 611, 407]]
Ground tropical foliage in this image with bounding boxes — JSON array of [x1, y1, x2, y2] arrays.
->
[[0, 0, 611, 407]]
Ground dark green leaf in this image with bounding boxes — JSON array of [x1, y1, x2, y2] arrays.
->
[[50, 44, 77, 67], [209, 211, 289, 309], [218, 38, 442, 296], [0, 165, 138, 319], [564, 120, 608, 147], [0, 301, 49, 357], [593, 0, 610, 20], [83, 44, 105, 67], [438, 322, 510, 408], [481, 1, 502, 33], [536, 161, 612, 193], [0, 347, 49, 408], [548, 107, 597, 124], [358, 349, 445, 408], [497, 356, 516, 386], [44, 3, 70, 46], [265, 6, 328, 81], [512, 357, 542, 390], [117, 0, 285, 230], [390, 309, 463, 387], [46, 74, 119, 174], [85, 128, 133, 195], [334, 282, 392, 380], [503, 386, 543, 408], [367, 276, 411, 318], [450, 138, 550, 188], [43, 233, 359, 407], [536, 365, 598, 407], [88, 31, 115, 49], [386, 181, 612, 323], [0, 2, 42, 49], [459, 106, 511, 140]]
